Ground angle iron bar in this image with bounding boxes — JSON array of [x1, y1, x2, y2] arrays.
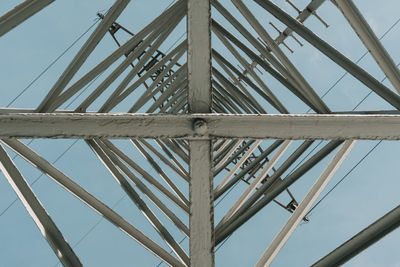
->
[[214, 139, 233, 159], [161, 139, 189, 163], [213, 90, 238, 114], [212, 85, 243, 114], [213, 55, 266, 114], [211, 0, 294, 81], [216, 140, 292, 231], [91, 25, 168, 112], [131, 139, 189, 206], [211, 0, 321, 112], [213, 139, 242, 167], [0, 0, 55, 37], [3, 114, 400, 139], [87, 139, 189, 265], [99, 13, 185, 113], [130, 63, 187, 113], [187, 0, 214, 265], [154, 139, 189, 178], [160, 88, 188, 114], [226, 140, 313, 212], [213, 29, 288, 114], [0, 138, 184, 267], [214, 86, 243, 114], [275, 0, 326, 45], [214, 140, 284, 200], [0, 145, 82, 267], [50, 0, 185, 112], [212, 50, 278, 113], [215, 140, 342, 245], [255, 140, 355, 267], [211, 21, 321, 113], [100, 139, 189, 236], [147, 78, 188, 113], [36, 0, 131, 112], [79, 39, 186, 112], [212, 67, 266, 114], [213, 100, 227, 113], [215, 140, 263, 193], [168, 97, 188, 114], [232, 0, 330, 114], [214, 139, 244, 171], [334, 0, 400, 94], [213, 80, 246, 113], [312, 205, 400, 267], [254, 0, 400, 110], [138, 139, 189, 181]]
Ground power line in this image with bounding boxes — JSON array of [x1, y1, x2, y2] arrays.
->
[[307, 141, 382, 216], [305, 60, 400, 216], [286, 15, 400, 190], [6, 18, 101, 108], [156, 12, 400, 263], [0, 15, 103, 218]]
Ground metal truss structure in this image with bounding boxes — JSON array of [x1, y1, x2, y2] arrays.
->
[[1, 0, 400, 266]]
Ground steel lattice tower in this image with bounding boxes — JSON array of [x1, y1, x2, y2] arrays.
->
[[0, 0, 399, 266]]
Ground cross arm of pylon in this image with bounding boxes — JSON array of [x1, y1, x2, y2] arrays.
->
[[1, 113, 400, 140]]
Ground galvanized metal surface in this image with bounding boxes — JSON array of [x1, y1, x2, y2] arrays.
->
[[1, 0, 399, 266]]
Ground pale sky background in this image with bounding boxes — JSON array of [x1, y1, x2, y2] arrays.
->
[[0, 0, 399, 266]]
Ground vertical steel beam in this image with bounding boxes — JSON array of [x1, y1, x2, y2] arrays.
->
[[312, 205, 400, 267], [188, 0, 214, 266], [255, 140, 356, 267], [334, 0, 400, 94], [0, 145, 82, 267], [188, 0, 212, 113]]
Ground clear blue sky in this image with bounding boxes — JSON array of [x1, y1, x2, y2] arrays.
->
[[0, 0, 399, 266]]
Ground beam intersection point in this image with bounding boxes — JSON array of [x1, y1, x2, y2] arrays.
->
[[1, 0, 399, 266]]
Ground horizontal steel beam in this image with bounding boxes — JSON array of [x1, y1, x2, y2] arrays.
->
[[1, 113, 400, 140]]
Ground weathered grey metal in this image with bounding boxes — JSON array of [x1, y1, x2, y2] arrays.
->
[[232, 0, 330, 114], [1, 0, 399, 265], [0, 145, 82, 267], [87, 139, 189, 266], [274, 0, 326, 45], [215, 141, 343, 244], [36, 0, 131, 112], [254, 0, 400, 110], [100, 139, 190, 237], [214, 140, 284, 200], [49, 0, 185, 112], [131, 139, 189, 206], [1, 138, 184, 267], [216, 140, 292, 230], [98, 15, 185, 113], [3, 113, 400, 140], [211, 20, 321, 112], [212, 31, 287, 113], [187, 0, 214, 266], [312, 205, 400, 267], [255, 140, 356, 267], [214, 139, 243, 171], [334, 0, 400, 94], [214, 140, 262, 193], [0, 0, 55, 37], [138, 139, 189, 181]]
